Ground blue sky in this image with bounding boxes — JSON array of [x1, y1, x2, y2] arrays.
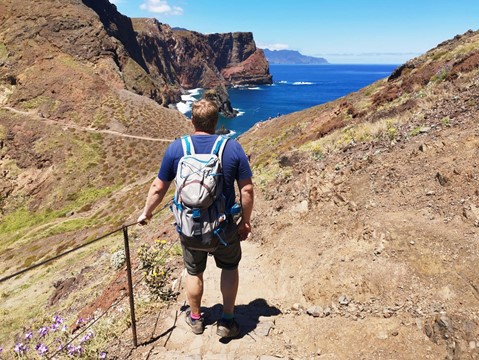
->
[[110, 0, 479, 64]]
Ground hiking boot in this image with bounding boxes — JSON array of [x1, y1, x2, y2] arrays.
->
[[185, 310, 204, 335], [216, 318, 240, 338]]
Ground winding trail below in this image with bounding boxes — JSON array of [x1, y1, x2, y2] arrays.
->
[[2, 106, 174, 142]]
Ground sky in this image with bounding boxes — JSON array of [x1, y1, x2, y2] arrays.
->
[[109, 0, 479, 64]]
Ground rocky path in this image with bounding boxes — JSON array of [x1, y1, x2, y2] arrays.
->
[[113, 229, 449, 360], [124, 241, 287, 359]]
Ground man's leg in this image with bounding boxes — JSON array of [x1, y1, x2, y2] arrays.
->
[[217, 268, 240, 338], [181, 244, 207, 334], [220, 268, 238, 314], [186, 272, 204, 315], [214, 222, 242, 337]]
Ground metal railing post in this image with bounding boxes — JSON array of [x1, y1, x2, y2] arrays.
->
[[123, 225, 138, 347]]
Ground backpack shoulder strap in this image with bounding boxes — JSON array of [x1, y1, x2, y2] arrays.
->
[[180, 135, 195, 155], [211, 135, 229, 160]]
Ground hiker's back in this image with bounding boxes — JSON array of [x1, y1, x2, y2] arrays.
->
[[171, 135, 230, 251]]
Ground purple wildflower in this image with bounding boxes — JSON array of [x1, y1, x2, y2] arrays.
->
[[53, 315, 64, 324], [99, 351, 107, 359], [61, 324, 68, 332], [38, 326, 49, 338], [67, 344, 84, 356], [76, 318, 85, 326], [35, 343, 49, 356], [14, 342, 28, 355], [0, 347, 3, 354], [24, 331, 33, 341], [80, 331, 94, 344]]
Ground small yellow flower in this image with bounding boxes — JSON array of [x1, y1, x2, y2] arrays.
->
[[161, 239, 167, 244]]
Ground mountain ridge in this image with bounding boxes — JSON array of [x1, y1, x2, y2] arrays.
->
[[263, 48, 328, 65]]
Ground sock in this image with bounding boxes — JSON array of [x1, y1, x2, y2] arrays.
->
[[221, 312, 234, 321], [190, 312, 201, 321]]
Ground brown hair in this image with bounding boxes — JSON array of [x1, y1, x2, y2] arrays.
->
[[191, 99, 218, 132]]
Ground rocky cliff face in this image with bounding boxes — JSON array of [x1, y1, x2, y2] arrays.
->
[[84, 0, 273, 104], [0, 0, 271, 121], [131, 19, 272, 116]]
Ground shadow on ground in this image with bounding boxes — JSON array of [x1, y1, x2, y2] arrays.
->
[[181, 298, 282, 343]]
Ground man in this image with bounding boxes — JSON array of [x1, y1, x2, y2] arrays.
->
[[138, 99, 254, 338]]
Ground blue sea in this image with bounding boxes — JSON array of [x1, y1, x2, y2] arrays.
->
[[178, 64, 398, 137]]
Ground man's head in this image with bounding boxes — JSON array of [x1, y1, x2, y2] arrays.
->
[[191, 99, 218, 133]]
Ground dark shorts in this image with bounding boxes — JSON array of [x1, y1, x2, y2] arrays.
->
[[181, 220, 242, 275]]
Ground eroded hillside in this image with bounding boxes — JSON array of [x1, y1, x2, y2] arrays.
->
[[235, 29, 479, 359], [87, 29, 479, 360]]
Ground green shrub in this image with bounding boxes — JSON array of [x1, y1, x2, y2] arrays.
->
[[137, 240, 179, 301]]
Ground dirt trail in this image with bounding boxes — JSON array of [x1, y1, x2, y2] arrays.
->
[[2, 106, 174, 142], [122, 241, 283, 359], [115, 229, 447, 360]]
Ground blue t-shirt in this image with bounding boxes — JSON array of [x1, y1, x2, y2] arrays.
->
[[158, 135, 253, 209]]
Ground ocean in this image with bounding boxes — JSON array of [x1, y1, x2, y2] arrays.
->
[[178, 64, 399, 137]]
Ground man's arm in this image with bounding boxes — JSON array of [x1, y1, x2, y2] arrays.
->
[[137, 177, 171, 224], [237, 177, 254, 240]]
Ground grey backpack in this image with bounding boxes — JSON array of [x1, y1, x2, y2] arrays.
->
[[171, 135, 229, 251]]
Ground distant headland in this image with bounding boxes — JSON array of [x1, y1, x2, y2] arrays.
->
[[263, 49, 328, 65]]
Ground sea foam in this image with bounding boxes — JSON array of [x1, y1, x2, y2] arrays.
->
[[176, 88, 203, 114]]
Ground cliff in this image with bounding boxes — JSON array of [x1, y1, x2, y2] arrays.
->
[[0, 0, 271, 122], [130, 19, 272, 117]]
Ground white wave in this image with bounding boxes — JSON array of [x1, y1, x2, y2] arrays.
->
[[293, 81, 314, 85], [188, 88, 202, 96], [235, 109, 245, 116], [277, 80, 288, 84], [176, 88, 203, 114], [180, 94, 195, 102], [181, 88, 203, 101], [176, 101, 192, 114], [247, 87, 262, 90]]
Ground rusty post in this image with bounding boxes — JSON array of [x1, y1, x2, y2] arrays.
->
[[123, 225, 138, 347]]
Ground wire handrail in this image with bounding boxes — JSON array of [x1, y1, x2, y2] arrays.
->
[[0, 198, 175, 350], [0, 200, 172, 284]]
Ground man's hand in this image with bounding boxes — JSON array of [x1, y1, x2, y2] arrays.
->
[[238, 220, 252, 240], [237, 178, 254, 240], [137, 213, 151, 226]]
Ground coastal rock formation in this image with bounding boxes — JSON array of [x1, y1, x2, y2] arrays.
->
[[132, 20, 272, 99], [203, 85, 238, 119]]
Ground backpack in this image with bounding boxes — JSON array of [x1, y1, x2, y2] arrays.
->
[[171, 135, 230, 251]]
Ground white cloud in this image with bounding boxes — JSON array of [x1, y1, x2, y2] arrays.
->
[[257, 43, 289, 51], [140, 0, 183, 15]]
